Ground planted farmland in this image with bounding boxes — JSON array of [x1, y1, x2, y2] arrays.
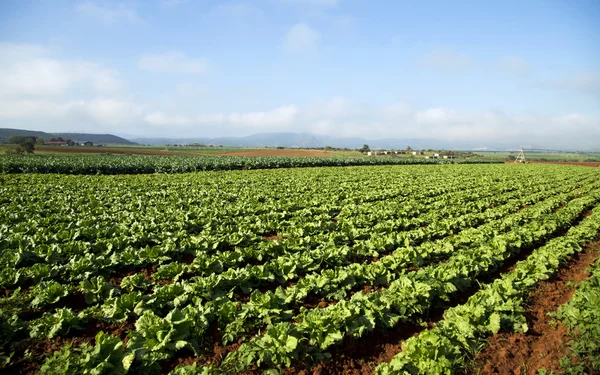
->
[[1, 164, 600, 374], [0, 154, 500, 174]]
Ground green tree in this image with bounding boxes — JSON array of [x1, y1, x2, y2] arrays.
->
[[406, 145, 412, 151], [8, 136, 36, 145], [20, 140, 35, 154], [35, 137, 45, 145], [359, 144, 370, 153]]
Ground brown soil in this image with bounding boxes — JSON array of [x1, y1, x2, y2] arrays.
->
[[8, 145, 332, 157], [158, 322, 243, 374], [282, 238, 600, 375], [262, 234, 281, 241], [217, 149, 330, 157], [81, 320, 136, 341], [107, 264, 157, 286], [32, 145, 210, 156], [470, 242, 600, 375], [286, 322, 429, 375], [6, 336, 95, 375]]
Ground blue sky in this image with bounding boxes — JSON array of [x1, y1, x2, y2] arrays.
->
[[0, 0, 598, 147]]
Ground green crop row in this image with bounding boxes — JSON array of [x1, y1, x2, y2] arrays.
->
[[0, 154, 501, 174], [376, 205, 600, 375], [1, 164, 599, 375], [551, 254, 600, 374]]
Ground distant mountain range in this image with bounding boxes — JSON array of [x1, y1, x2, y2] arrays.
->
[[2, 128, 598, 151], [132, 132, 487, 150], [131, 132, 590, 152], [0, 128, 137, 145]]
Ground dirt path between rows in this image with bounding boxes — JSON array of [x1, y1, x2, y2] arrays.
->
[[470, 241, 600, 375], [283, 240, 600, 375]]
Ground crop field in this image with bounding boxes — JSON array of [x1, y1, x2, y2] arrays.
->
[[0, 154, 498, 174], [1, 164, 600, 375]]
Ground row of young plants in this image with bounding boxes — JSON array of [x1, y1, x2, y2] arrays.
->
[[1, 172, 575, 301], [1, 165, 531, 249], [550, 254, 600, 374], [49, 190, 599, 375], [215, 193, 600, 372], [375, 206, 600, 375], [1, 164, 599, 374], [6, 177, 591, 333], [206, 184, 598, 345], [0, 168, 537, 290], [7, 192, 599, 374], [0, 166, 509, 261], [3, 167, 580, 301], [2, 165, 581, 262], [0, 154, 500, 174], [8, 184, 571, 349]]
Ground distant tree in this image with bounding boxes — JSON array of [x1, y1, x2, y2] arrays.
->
[[406, 145, 412, 151], [19, 140, 35, 154], [8, 136, 36, 145], [324, 145, 334, 151], [359, 144, 370, 153], [66, 139, 75, 146], [35, 137, 45, 145], [48, 137, 65, 142]]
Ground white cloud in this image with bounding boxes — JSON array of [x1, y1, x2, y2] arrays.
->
[[283, 23, 320, 54], [414, 107, 460, 124], [420, 49, 474, 72], [228, 105, 298, 127], [0, 42, 137, 132], [496, 56, 530, 75], [75, 2, 143, 26], [0, 59, 71, 97], [137, 52, 209, 75], [0, 97, 145, 130], [145, 105, 298, 128], [540, 71, 600, 97], [0, 43, 124, 98], [381, 103, 412, 118], [84, 98, 145, 124], [145, 112, 194, 126], [305, 97, 353, 119], [0, 42, 48, 63]]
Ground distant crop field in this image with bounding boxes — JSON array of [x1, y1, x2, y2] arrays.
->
[[476, 151, 600, 162], [2, 164, 600, 374], [0, 154, 498, 174]]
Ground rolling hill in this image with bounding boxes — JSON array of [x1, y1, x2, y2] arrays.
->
[[0, 128, 137, 145]]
